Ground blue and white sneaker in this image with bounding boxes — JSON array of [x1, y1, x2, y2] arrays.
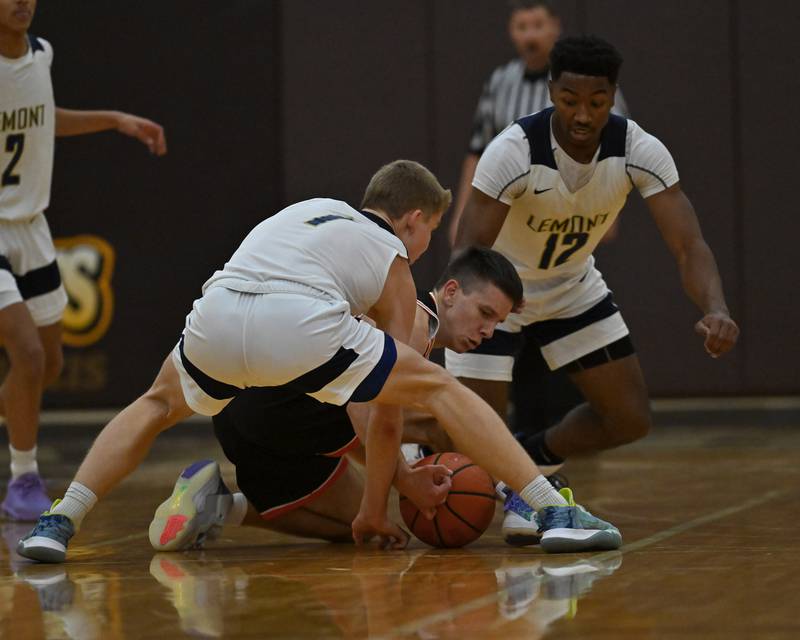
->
[[16, 501, 76, 563], [501, 487, 542, 547], [538, 488, 622, 553], [149, 460, 233, 551]]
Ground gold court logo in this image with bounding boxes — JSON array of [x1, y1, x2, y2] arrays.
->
[[55, 235, 115, 347]]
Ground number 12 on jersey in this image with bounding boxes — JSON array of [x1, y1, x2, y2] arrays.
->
[[538, 232, 589, 269]]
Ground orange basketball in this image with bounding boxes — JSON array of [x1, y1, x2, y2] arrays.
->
[[398, 452, 496, 548]]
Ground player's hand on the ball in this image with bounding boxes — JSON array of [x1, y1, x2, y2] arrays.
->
[[116, 113, 167, 156], [352, 512, 409, 550], [694, 311, 739, 358], [396, 464, 452, 520]]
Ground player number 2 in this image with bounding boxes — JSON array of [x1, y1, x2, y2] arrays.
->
[[1, 133, 25, 187], [538, 232, 589, 269]]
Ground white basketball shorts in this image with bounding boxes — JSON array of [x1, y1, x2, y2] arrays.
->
[[172, 283, 397, 416], [0, 213, 67, 326]]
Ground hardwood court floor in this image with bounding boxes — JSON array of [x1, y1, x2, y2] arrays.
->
[[1, 421, 799, 639]]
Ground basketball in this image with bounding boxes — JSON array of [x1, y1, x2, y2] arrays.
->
[[398, 452, 496, 548]]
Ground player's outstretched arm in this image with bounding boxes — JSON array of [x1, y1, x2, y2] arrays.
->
[[352, 257, 417, 549], [646, 183, 739, 357], [453, 187, 510, 251], [55, 108, 167, 155]]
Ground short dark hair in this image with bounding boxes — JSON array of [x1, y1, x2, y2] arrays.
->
[[508, 0, 558, 16], [361, 160, 452, 220], [436, 246, 523, 309], [549, 35, 623, 85]]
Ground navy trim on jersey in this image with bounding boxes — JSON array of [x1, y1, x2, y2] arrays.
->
[[471, 329, 522, 357], [597, 114, 628, 161], [516, 107, 628, 169], [15, 261, 62, 300], [516, 107, 557, 170], [28, 35, 44, 54], [359, 210, 397, 237], [350, 334, 397, 402], [0, 256, 11, 273], [179, 336, 240, 400], [626, 163, 668, 190], [525, 293, 619, 347]]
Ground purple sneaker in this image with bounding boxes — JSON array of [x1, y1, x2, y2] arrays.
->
[[2, 473, 52, 521]]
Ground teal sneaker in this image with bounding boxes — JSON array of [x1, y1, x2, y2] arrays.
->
[[538, 488, 622, 553], [149, 460, 233, 551], [16, 501, 76, 563]]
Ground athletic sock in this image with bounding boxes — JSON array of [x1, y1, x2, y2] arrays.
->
[[51, 482, 98, 529], [519, 475, 568, 511], [522, 431, 565, 467], [225, 492, 248, 525], [9, 444, 38, 479]]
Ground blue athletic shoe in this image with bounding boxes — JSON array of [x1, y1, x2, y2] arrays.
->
[[149, 460, 233, 551], [16, 501, 76, 563], [538, 488, 622, 553], [501, 487, 541, 547]]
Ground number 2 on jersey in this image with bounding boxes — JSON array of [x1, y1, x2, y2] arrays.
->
[[538, 232, 589, 269], [1, 134, 25, 187]]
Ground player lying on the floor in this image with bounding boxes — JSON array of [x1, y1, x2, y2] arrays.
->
[[150, 247, 621, 553]]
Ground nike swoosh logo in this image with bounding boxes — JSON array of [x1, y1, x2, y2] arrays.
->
[[534, 188, 553, 195]]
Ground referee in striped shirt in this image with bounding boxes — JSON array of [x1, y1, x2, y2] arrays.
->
[[447, 0, 628, 456]]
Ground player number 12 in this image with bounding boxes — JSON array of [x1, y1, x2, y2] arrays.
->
[[538, 232, 589, 269]]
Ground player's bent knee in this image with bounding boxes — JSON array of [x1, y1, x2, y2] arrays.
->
[[9, 341, 45, 383], [140, 383, 192, 430], [604, 407, 652, 446]]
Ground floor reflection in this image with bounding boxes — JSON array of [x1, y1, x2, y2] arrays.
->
[[144, 548, 623, 639]]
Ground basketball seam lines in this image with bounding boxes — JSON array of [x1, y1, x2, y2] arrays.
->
[[432, 514, 445, 547], [450, 464, 476, 478], [443, 503, 483, 534], [446, 491, 496, 499]]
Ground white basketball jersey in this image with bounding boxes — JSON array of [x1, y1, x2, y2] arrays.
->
[[203, 198, 409, 316], [0, 36, 55, 222], [473, 107, 679, 317]]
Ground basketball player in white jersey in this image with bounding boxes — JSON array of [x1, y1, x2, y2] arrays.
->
[[19, 160, 622, 563], [146, 247, 523, 550], [0, 0, 166, 521], [449, 35, 740, 544]]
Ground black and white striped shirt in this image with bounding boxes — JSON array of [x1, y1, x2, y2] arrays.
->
[[468, 58, 629, 155]]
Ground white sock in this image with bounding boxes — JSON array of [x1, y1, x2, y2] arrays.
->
[[225, 492, 248, 525], [9, 444, 38, 479], [519, 475, 568, 511], [51, 482, 98, 529]]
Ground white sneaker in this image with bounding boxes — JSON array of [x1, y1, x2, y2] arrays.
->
[[501, 487, 541, 547]]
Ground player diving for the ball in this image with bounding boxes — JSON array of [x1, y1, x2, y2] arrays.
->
[[148, 246, 524, 549]]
